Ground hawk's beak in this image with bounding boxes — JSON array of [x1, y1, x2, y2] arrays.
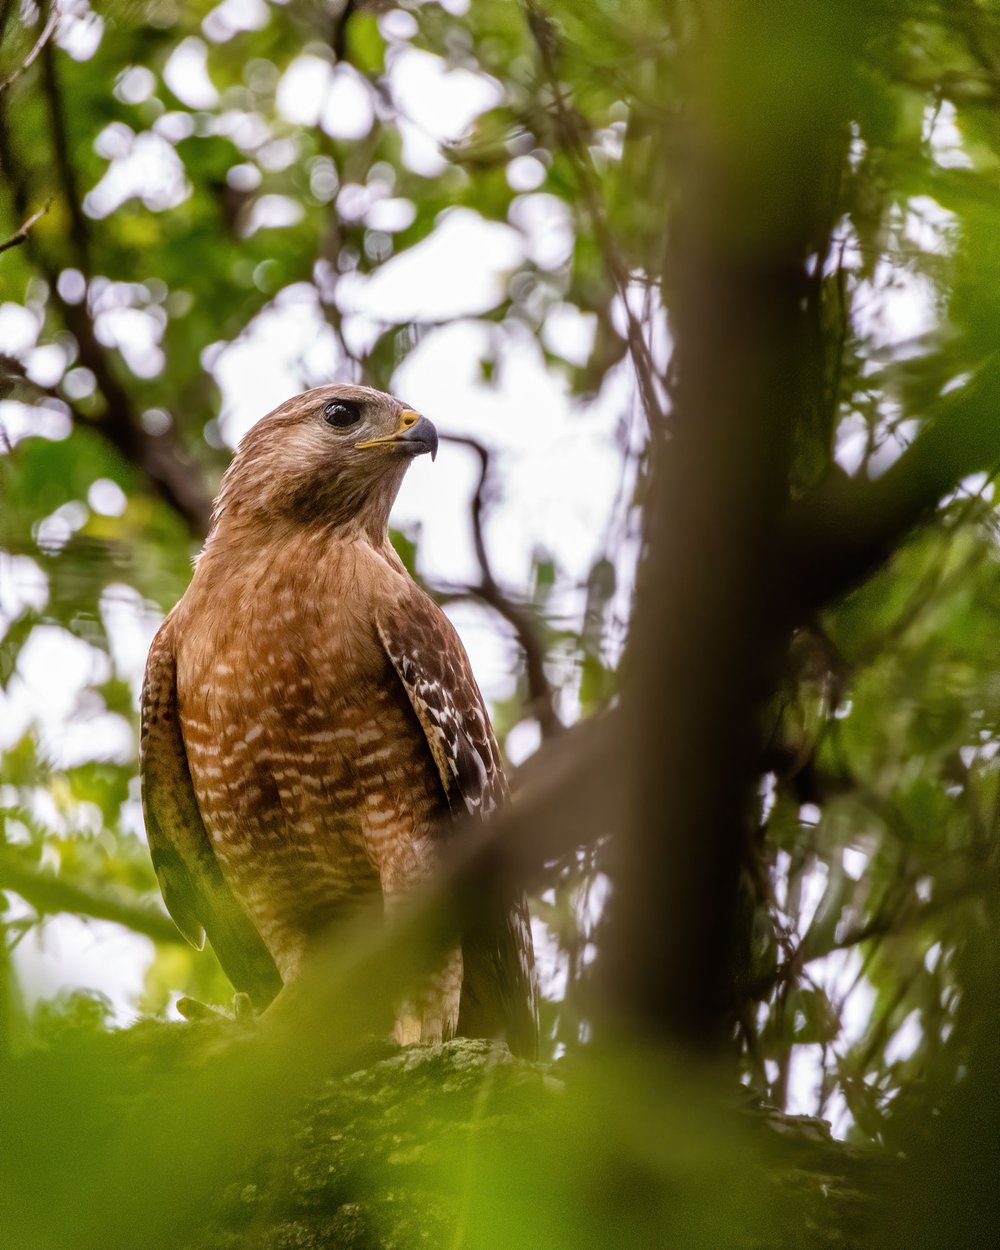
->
[[355, 411, 439, 461]]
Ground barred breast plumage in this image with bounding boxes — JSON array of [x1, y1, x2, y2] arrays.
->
[[175, 535, 442, 980]]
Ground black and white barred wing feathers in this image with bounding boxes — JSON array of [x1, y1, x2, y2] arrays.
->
[[376, 591, 540, 1059], [376, 596, 505, 818]]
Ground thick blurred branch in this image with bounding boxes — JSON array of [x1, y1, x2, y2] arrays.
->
[[441, 434, 563, 738], [602, 3, 862, 1052], [0, 848, 182, 945], [786, 361, 1000, 613]]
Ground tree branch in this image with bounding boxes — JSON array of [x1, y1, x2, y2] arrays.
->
[[55, 298, 214, 536], [0, 848, 182, 945], [600, 3, 865, 1052], [440, 434, 563, 738], [0, 62, 214, 537], [330, 0, 357, 62], [0, 5, 59, 95], [38, 28, 90, 272], [524, 1, 667, 432], [0, 196, 50, 254], [785, 357, 1000, 614]]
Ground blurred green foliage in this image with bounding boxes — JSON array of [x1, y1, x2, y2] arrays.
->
[[1, 0, 1000, 1246]]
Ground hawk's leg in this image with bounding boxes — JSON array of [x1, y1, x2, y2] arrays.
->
[[378, 852, 463, 1046], [392, 944, 464, 1046]]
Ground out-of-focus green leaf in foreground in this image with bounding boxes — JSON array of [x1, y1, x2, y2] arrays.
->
[[0, 1004, 863, 1250], [2, 886, 996, 1250]]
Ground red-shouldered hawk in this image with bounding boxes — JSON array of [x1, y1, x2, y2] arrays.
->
[[140, 385, 538, 1057]]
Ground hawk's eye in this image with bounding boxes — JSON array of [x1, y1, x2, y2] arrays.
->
[[323, 400, 362, 429]]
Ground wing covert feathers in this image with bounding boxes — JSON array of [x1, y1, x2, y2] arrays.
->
[[140, 620, 281, 1009], [375, 596, 506, 819], [376, 592, 540, 1059]]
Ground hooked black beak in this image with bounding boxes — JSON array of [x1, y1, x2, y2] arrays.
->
[[395, 414, 439, 461], [355, 411, 439, 461]]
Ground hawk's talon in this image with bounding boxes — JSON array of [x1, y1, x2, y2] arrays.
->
[[175, 994, 257, 1025], [176, 996, 227, 1022], [232, 991, 256, 1024]]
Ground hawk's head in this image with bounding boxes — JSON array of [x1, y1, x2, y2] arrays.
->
[[211, 384, 438, 540]]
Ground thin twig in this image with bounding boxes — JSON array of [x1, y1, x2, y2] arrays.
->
[[441, 433, 563, 738], [524, 1, 667, 433], [0, 197, 50, 254], [0, 5, 59, 95]]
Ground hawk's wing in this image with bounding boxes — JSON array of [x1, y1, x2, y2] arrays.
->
[[140, 618, 282, 1009], [376, 591, 539, 1059]]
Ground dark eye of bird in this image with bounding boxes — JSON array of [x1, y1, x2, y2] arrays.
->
[[323, 400, 362, 428]]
